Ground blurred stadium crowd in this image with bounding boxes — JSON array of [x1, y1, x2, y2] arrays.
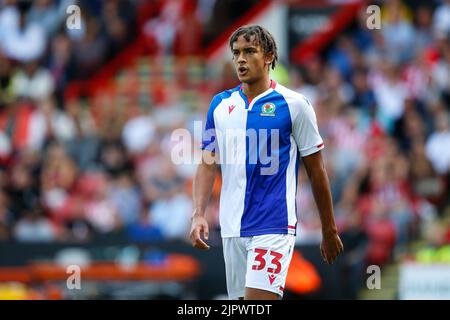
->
[[291, 0, 450, 267], [0, 0, 449, 283]]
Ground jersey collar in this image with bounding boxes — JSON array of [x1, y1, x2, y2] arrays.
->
[[239, 80, 277, 110]]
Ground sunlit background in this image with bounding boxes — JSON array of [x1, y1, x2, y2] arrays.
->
[[0, 0, 449, 300]]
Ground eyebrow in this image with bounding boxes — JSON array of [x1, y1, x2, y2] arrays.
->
[[232, 46, 258, 51]]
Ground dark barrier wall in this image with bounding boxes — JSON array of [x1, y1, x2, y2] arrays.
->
[[0, 239, 360, 299]]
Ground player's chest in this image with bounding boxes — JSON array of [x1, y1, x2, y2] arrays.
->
[[214, 96, 292, 132]]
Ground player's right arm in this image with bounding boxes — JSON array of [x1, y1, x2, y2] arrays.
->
[[191, 94, 221, 250], [190, 150, 218, 250]]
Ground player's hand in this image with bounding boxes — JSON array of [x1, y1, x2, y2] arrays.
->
[[189, 214, 210, 250], [320, 230, 344, 265]]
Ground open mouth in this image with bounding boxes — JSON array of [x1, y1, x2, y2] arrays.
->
[[238, 66, 248, 76]]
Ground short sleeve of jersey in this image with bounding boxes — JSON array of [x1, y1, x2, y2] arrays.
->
[[201, 95, 221, 153], [292, 96, 324, 157]]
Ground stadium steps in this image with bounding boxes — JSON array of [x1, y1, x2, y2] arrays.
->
[[113, 55, 205, 111]]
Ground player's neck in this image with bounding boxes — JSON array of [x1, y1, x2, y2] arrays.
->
[[241, 76, 272, 101]]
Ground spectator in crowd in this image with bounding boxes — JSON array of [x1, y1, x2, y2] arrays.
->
[[371, 60, 408, 131], [40, 142, 78, 220], [414, 5, 435, 51], [101, 0, 136, 60], [425, 110, 450, 175], [72, 16, 107, 80], [82, 172, 121, 234], [431, 40, 450, 106], [0, 190, 12, 240], [433, 0, 450, 39], [109, 171, 141, 226], [126, 208, 164, 243], [12, 59, 54, 101], [381, 0, 415, 64], [13, 206, 57, 242], [1, 0, 46, 62], [27, 96, 76, 151], [149, 181, 192, 241], [27, 0, 72, 37], [47, 31, 75, 105], [0, 53, 15, 106], [63, 98, 99, 171]]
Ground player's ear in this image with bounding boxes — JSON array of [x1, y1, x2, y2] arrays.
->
[[265, 52, 274, 68]]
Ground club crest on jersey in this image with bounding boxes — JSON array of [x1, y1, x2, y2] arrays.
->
[[261, 103, 276, 116]]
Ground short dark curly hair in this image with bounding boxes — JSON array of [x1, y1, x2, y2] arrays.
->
[[229, 25, 278, 70]]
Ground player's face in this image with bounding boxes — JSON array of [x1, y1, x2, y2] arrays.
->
[[231, 35, 271, 84]]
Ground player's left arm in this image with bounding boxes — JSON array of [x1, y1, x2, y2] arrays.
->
[[302, 151, 344, 265], [292, 95, 343, 264]]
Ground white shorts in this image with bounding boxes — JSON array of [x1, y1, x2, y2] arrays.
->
[[222, 234, 296, 300]]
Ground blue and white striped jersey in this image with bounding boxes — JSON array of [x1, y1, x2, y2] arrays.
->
[[202, 81, 324, 238]]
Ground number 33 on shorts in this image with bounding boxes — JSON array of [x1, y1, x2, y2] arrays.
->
[[246, 235, 295, 296], [252, 249, 283, 274]]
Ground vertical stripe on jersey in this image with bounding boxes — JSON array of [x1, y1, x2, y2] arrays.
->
[[216, 90, 248, 238], [240, 91, 293, 236]]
